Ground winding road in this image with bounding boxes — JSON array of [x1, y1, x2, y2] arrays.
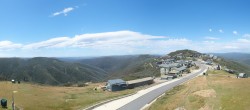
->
[[91, 62, 207, 110]]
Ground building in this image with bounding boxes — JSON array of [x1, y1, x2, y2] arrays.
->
[[238, 73, 248, 78], [167, 70, 180, 79], [174, 66, 187, 74], [160, 68, 166, 74], [225, 69, 235, 74], [158, 63, 181, 68], [158, 58, 190, 80], [106, 79, 127, 91], [127, 77, 154, 89], [161, 74, 168, 80]]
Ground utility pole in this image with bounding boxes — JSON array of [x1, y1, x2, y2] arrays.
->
[[12, 91, 14, 110], [12, 91, 18, 110]]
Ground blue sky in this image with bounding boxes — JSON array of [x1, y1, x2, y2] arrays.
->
[[0, 0, 250, 57]]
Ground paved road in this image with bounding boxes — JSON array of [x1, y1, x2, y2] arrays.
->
[[92, 62, 207, 110], [117, 62, 207, 110]]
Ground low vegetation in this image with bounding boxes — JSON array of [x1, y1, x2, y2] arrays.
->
[[0, 82, 140, 110], [148, 70, 250, 110]]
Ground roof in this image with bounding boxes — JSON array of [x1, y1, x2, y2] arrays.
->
[[161, 75, 168, 78], [165, 59, 175, 62], [175, 66, 187, 71], [169, 70, 179, 74], [239, 73, 246, 77], [127, 77, 154, 84], [167, 76, 174, 78], [159, 63, 179, 68], [107, 79, 126, 85]]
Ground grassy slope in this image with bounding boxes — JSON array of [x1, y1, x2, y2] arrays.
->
[[0, 82, 141, 110], [212, 53, 250, 75], [148, 70, 250, 110], [215, 58, 250, 75], [214, 53, 250, 66]]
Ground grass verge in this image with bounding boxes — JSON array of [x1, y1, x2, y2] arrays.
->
[[148, 70, 250, 110], [0, 82, 140, 110]]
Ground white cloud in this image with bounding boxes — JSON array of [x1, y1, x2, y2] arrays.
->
[[237, 39, 250, 43], [233, 31, 238, 35], [243, 34, 250, 38], [209, 29, 212, 32], [204, 37, 219, 40], [23, 37, 71, 49], [0, 41, 22, 50], [223, 45, 238, 49], [71, 30, 165, 48], [203, 40, 215, 44], [2, 30, 250, 56], [52, 7, 74, 16], [22, 30, 166, 50], [219, 29, 224, 33]]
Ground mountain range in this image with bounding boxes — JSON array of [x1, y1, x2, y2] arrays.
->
[[0, 55, 159, 85], [0, 57, 108, 85], [213, 53, 250, 66], [0, 50, 249, 85], [76, 55, 160, 80]]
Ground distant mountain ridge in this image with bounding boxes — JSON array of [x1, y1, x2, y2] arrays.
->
[[0, 55, 160, 85], [76, 55, 160, 80], [213, 53, 250, 66], [1, 51, 249, 86], [0, 57, 108, 85]]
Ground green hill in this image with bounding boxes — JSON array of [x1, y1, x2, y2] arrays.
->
[[214, 53, 250, 66], [214, 57, 250, 75], [0, 55, 160, 85], [168, 49, 202, 57], [78, 55, 160, 80], [0, 57, 108, 85]]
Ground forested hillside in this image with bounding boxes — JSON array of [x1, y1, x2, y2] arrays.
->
[[0, 57, 108, 85], [78, 55, 160, 80], [214, 53, 250, 66]]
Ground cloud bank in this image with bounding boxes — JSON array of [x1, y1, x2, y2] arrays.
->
[[0, 30, 250, 57]]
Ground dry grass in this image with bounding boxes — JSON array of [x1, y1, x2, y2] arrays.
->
[[148, 70, 250, 110], [193, 89, 216, 98], [0, 82, 139, 110]]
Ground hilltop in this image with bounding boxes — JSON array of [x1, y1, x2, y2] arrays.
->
[[168, 49, 202, 58]]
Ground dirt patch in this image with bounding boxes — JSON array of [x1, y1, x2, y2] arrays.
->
[[175, 106, 186, 110], [199, 104, 211, 110], [193, 89, 216, 98]]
